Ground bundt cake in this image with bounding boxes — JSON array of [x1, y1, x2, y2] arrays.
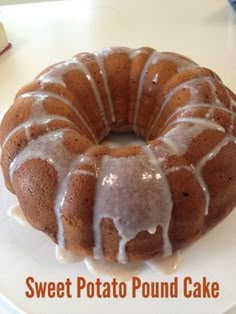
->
[[0, 47, 235, 263]]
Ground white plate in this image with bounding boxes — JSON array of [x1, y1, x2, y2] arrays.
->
[[0, 127, 236, 314]]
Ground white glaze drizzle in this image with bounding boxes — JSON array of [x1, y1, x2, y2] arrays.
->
[[72, 57, 109, 131], [166, 163, 210, 216], [144, 80, 193, 137], [9, 132, 95, 247], [94, 52, 115, 123], [195, 136, 236, 215], [93, 145, 173, 263], [95, 47, 130, 56], [163, 103, 235, 130], [2, 91, 98, 149], [160, 117, 225, 155], [54, 161, 96, 247], [194, 169, 210, 215], [133, 51, 157, 132], [49, 154, 95, 247], [94, 47, 133, 124], [19, 90, 97, 142], [165, 133, 235, 215], [206, 79, 222, 105], [38, 58, 109, 132], [128, 47, 148, 59], [143, 146, 173, 257], [225, 88, 236, 132], [146, 76, 227, 139], [168, 117, 225, 132], [205, 107, 215, 119], [9, 130, 76, 246], [203, 79, 221, 122], [72, 168, 95, 177], [133, 51, 197, 132], [196, 135, 236, 175], [230, 96, 236, 108], [2, 113, 74, 149]]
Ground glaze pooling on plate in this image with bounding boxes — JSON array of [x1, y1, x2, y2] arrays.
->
[[146, 250, 181, 275], [55, 241, 181, 279], [1, 47, 236, 264], [84, 257, 142, 281], [6, 203, 181, 279], [55, 245, 83, 263], [8, 204, 30, 227]]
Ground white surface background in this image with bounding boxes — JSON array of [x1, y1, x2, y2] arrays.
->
[[0, 1, 236, 313]]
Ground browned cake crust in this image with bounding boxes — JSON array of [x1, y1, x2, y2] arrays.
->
[[0, 47, 235, 263]]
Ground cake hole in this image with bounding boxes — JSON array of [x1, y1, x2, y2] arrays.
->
[[102, 132, 145, 148], [182, 192, 189, 197]]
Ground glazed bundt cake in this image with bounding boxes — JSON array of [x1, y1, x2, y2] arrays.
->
[[0, 47, 235, 263]]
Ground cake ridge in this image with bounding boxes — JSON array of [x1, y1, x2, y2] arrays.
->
[[17, 90, 97, 142], [163, 103, 236, 130], [71, 56, 109, 132], [94, 51, 115, 123], [162, 133, 235, 216], [133, 50, 157, 133], [37, 58, 109, 134], [146, 76, 229, 139], [133, 51, 199, 135], [166, 117, 225, 133]]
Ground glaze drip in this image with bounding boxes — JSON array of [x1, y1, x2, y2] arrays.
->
[[160, 117, 225, 155], [133, 51, 198, 132], [9, 130, 76, 246], [146, 76, 229, 138], [18, 90, 97, 142], [38, 58, 109, 133], [164, 135, 235, 215], [94, 52, 115, 123], [55, 245, 83, 263], [93, 146, 173, 263], [2, 91, 95, 149], [163, 103, 235, 130]]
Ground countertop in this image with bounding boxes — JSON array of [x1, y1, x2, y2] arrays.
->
[[0, 0, 236, 113]]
